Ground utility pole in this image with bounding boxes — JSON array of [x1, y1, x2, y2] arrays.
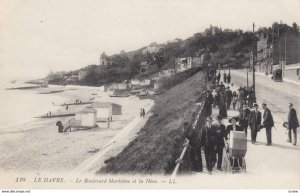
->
[[246, 60, 249, 89], [252, 22, 256, 102], [284, 33, 286, 77]]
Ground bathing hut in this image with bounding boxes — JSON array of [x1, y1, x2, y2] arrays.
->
[[77, 106, 97, 128], [92, 102, 122, 121]]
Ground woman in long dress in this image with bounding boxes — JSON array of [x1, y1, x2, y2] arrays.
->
[[219, 91, 227, 118]]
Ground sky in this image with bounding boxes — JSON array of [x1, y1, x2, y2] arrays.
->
[[0, 0, 299, 81]]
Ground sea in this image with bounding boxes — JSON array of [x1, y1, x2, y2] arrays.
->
[[0, 82, 67, 132]]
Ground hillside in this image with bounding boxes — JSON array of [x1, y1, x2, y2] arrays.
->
[[47, 22, 299, 87], [98, 68, 207, 174]]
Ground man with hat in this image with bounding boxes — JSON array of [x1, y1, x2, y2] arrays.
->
[[248, 103, 262, 144], [225, 86, 233, 109], [214, 115, 226, 171], [287, 103, 299, 146], [239, 104, 251, 135], [182, 122, 203, 172], [201, 116, 217, 173], [262, 103, 274, 146]]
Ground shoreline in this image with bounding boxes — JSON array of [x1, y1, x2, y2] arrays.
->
[[0, 85, 154, 173]]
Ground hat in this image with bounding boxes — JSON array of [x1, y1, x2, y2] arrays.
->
[[253, 103, 258, 107], [229, 116, 239, 123]]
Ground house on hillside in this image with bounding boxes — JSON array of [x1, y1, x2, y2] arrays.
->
[[100, 52, 113, 66], [78, 70, 88, 80], [176, 57, 192, 72], [142, 42, 164, 55], [64, 75, 79, 85], [158, 68, 177, 77]]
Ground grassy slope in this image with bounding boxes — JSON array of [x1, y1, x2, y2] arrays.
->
[[99, 69, 207, 174]]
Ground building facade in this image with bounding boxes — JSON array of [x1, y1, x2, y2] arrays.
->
[[256, 33, 273, 75], [100, 52, 113, 66], [142, 42, 163, 55]]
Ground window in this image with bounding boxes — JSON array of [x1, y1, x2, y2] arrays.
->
[[297, 69, 300, 76]]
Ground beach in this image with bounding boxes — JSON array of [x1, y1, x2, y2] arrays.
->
[[0, 84, 153, 173]]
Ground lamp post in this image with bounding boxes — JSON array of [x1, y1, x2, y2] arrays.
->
[[252, 22, 256, 103]]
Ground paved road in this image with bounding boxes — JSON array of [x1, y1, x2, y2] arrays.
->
[[230, 69, 300, 128], [192, 69, 299, 189]]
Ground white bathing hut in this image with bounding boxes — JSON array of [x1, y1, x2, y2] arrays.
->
[[76, 106, 97, 128], [92, 102, 122, 121]]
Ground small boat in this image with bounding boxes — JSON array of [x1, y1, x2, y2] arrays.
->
[[38, 90, 64, 94], [61, 102, 92, 106], [109, 90, 130, 97], [6, 86, 40, 90], [109, 94, 130, 97], [35, 113, 76, 118]]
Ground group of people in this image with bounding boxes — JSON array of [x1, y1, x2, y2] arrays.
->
[[205, 82, 234, 119], [216, 72, 231, 84], [180, 115, 242, 173], [178, 69, 299, 174]]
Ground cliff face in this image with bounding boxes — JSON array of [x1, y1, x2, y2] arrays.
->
[[99, 69, 207, 174]]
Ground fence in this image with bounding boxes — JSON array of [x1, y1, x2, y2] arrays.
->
[[171, 92, 208, 178]]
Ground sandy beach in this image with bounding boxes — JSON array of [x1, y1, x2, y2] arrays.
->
[[0, 85, 153, 173]]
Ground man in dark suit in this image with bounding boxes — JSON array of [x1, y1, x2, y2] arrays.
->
[[262, 103, 274, 146], [248, 103, 262, 144], [214, 116, 226, 171], [205, 91, 213, 116], [225, 87, 233, 109], [239, 104, 251, 135], [288, 103, 299, 146], [201, 116, 217, 173], [182, 122, 203, 172]]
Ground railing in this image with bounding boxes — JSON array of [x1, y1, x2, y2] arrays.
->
[[171, 94, 208, 178]]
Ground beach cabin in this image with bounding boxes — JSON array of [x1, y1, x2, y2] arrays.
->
[[77, 106, 97, 128], [92, 102, 122, 121]]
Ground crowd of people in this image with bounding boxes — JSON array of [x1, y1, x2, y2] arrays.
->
[[177, 70, 299, 174]]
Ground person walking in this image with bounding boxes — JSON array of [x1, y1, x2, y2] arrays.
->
[[215, 116, 226, 171], [205, 91, 213, 116], [181, 122, 203, 172], [201, 116, 217, 174], [239, 104, 251, 135], [227, 73, 231, 84], [142, 108, 146, 117], [219, 91, 227, 118], [262, 103, 274, 146], [287, 103, 299, 146], [248, 87, 255, 108], [212, 89, 217, 108], [225, 87, 232, 109], [243, 87, 248, 106], [232, 91, 238, 110], [248, 103, 262, 144], [223, 72, 227, 83], [237, 88, 244, 110], [217, 73, 221, 84]]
